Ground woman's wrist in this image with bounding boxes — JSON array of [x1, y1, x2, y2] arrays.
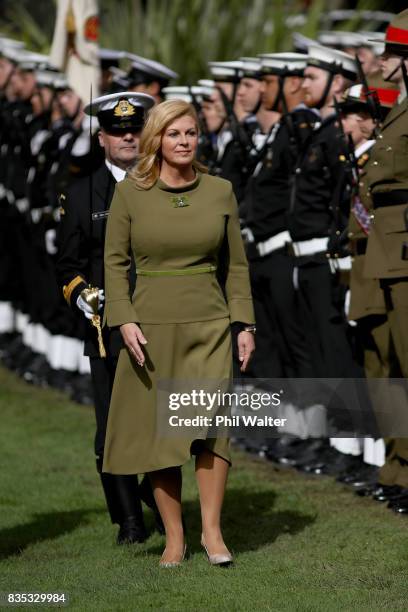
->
[[231, 321, 256, 334]]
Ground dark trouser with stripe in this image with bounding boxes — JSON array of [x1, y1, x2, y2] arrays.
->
[[378, 279, 408, 487], [297, 260, 357, 378], [260, 249, 313, 379], [90, 355, 144, 525], [243, 254, 284, 380], [296, 260, 367, 432]]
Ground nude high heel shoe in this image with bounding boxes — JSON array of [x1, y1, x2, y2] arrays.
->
[[201, 535, 233, 566], [159, 543, 187, 568]]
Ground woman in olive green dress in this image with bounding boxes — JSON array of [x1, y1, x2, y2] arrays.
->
[[103, 100, 255, 567]]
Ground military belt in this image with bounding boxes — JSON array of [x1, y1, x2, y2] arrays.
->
[[372, 190, 408, 209], [287, 237, 329, 257], [256, 231, 291, 257], [137, 265, 217, 277]]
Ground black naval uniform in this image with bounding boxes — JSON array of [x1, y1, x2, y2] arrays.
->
[[245, 106, 316, 381], [56, 162, 149, 533], [287, 113, 356, 379]]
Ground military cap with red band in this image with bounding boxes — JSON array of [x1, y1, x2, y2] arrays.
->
[[382, 9, 408, 57]]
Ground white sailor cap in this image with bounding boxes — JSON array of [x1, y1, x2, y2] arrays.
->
[[99, 48, 126, 61], [325, 9, 359, 24], [317, 31, 364, 49], [208, 61, 243, 83], [307, 44, 358, 81], [359, 10, 394, 24], [239, 57, 262, 79], [108, 67, 132, 91], [0, 37, 25, 57], [292, 32, 316, 54], [35, 67, 66, 89], [0, 45, 26, 64], [84, 91, 155, 131], [163, 86, 193, 103], [16, 51, 49, 72], [126, 53, 178, 85], [358, 31, 385, 56], [163, 85, 214, 104], [197, 79, 215, 89], [259, 52, 307, 76]]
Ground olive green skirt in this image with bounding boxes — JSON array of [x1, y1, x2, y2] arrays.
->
[[102, 317, 232, 475]]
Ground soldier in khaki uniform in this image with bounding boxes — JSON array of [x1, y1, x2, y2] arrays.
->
[[363, 10, 408, 511], [346, 79, 399, 379], [341, 80, 400, 491]]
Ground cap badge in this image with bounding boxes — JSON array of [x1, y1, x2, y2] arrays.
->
[[114, 100, 135, 117]]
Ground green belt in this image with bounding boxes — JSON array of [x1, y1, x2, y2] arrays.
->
[[137, 265, 217, 277]]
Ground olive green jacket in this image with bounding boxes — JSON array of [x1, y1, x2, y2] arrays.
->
[[104, 172, 255, 327], [364, 98, 408, 279]]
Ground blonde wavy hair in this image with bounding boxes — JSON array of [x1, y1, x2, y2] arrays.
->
[[129, 99, 208, 190]]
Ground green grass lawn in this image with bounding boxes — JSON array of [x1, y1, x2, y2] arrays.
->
[[0, 366, 408, 612]]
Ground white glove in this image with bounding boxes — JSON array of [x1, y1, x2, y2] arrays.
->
[[76, 289, 105, 320]]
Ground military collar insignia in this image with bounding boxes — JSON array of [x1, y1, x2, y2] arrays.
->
[[357, 153, 370, 167], [171, 195, 190, 208], [114, 99, 136, 117]]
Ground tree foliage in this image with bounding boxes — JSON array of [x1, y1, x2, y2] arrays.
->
[[0, 0, 389, 83]]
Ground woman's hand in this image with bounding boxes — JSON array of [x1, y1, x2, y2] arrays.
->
[[237, 331, 255, 372], [120, 323, 147, 367]]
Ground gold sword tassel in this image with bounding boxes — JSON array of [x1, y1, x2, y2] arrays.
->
[[80, 286, 106, 358]]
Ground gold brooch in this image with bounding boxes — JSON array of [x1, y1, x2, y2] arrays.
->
[[171, 195, 190, 208], [114, 100, 135, 117]]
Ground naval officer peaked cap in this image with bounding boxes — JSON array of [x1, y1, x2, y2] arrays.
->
[[307, 43, 358, 81], [379, 9, 408, 58], [258, 53, 307, 76], [84, 92, 155, 131]]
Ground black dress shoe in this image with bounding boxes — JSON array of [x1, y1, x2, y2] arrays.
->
[[355, 482, 383, 497], [117, 516, 147, 545], [265, 436, 304, 463], [356, 483, 399, 499], [337, 462, 375, 484], [350, 477, 379, 490], [138, 477, 165, 535], [279, 439, 328, 468], [387, 491, 408, 509], [372, 485, 403, 502], [298, 446, 341, 474], [347, 466, 379, 488], [390, 499, 408, 514]]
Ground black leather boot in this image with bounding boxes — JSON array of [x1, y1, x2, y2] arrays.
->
[[96, 456, 147, 544]]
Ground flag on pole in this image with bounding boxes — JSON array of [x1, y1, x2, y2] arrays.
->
[[50, 0, 101, 103]]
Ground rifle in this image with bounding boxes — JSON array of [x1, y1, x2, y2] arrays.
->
[[216, 84, 253, 175], [331, 96, 358, 258], [401, 59, 408, 100], [355, 55, 382, 135]]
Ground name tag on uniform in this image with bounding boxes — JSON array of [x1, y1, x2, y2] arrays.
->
[[92, 211, 109, 221]]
